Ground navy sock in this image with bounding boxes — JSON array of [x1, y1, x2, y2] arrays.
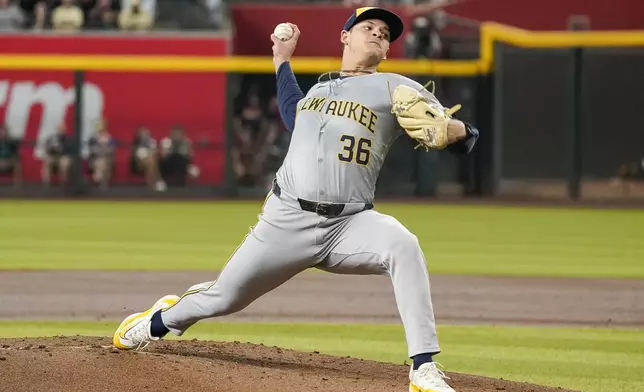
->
[[412, 353, 434, 370], [150, 310, 169, 338]]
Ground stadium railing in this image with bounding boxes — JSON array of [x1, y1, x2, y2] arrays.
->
[[1, 23, 644, 200]]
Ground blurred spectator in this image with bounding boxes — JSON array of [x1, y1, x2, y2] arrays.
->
[[261, 95, 291, 190], [118, 0, 152, 31], [86, 0, 120, 29], [171, 0, 217, 30], [568, 15, 591, 31], [0, 0, 25, 31], [153, 0, 218, 30], [121, 0, 154, 15], [232, 90, 266, 186], [42, 123, 73, 187], [613, 157, 644, 196], [0, 124, 21, 188], [31, 1, 46, 30], [405, 16, 446, 59], [130, 126, 166, 192], [159, 125, 199, 187], [403, 0, 465, 59], [19, 0, 222, 31], [87, 118, 116, 190], [200, 0, 222, 29], [76, 0, 95, 24], [263, 95, 282, 153], [51, 0, 84, 32], [19, 0, 47, 30]]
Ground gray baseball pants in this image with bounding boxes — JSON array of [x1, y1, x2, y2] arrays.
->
[[160, 184, 440, 357]]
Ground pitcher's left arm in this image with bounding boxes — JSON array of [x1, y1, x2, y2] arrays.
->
[[390, 77, 479, 154], [445, 119, 479, 155]]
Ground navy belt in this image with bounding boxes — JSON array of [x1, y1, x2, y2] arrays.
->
[[272, 182, 373, 218]]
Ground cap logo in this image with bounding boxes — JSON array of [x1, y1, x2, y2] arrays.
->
[[355, 7, 375, 16]]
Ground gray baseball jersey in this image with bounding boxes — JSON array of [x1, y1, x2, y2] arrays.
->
[[160, 72, 442, 359], [277, 73, 441, 204]]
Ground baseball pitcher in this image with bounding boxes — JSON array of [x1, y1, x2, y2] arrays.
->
[[113, 7, 479, 392]]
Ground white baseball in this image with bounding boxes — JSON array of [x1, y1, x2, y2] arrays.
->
[[274, 23, 294, 41]]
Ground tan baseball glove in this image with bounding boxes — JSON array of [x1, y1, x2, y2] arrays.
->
[[390, 81, 462, 151]]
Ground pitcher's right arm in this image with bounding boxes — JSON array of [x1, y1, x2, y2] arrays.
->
[[271, 23, 304, 132]]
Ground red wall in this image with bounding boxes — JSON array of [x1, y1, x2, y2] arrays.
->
[[444, 0, 644, 31], [230, 1, 644, 58], [0, 34, 228, 55], [0, 35, 229, 185], [230, 4, 410, 58]]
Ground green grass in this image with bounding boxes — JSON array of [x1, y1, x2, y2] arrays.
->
[[1, 321, 642, 392], [1, 200, 643, 277]]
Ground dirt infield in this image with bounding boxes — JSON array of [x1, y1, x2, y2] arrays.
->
[[0, 336, 576, 392], [3, 271, 642, 391], [1, 271, 643, 326]]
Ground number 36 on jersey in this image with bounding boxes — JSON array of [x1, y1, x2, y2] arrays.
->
[[338, 134, 372, 166]]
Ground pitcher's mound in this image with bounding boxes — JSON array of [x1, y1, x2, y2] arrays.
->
[[0, 336, 573, 392]]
